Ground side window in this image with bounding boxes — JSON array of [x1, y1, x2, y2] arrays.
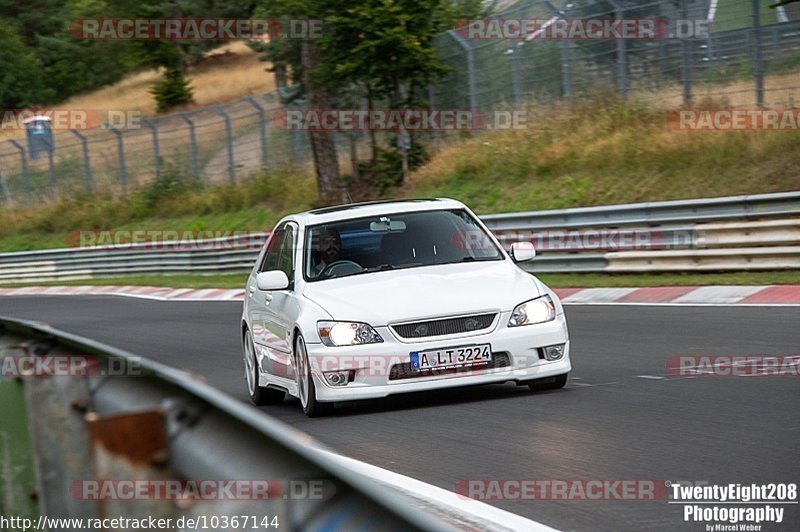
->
[[258, 227, 284, 272], [277, 225, 296, 280]]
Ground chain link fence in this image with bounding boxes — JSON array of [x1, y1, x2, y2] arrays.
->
[[431, 0, 800, 112], [0, 91, 313, 205], [1, 0, 798, 206]]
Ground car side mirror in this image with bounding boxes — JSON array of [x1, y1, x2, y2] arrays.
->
[[510, 242, 536, 262], [256, 270, 290, 291]]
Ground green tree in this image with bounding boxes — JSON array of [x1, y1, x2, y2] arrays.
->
[[251, 0, 482, 200], [0, 24, 52, 107]]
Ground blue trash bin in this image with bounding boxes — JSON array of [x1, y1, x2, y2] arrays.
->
[[24, 115, 54, 160]]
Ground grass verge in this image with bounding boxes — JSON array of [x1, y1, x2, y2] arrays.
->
[[3, 271, 798, 290]]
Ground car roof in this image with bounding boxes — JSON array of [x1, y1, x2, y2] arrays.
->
[[289, 198, 468, 226]]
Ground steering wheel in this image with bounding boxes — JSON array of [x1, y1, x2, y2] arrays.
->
[[319, 259, 363, 278]]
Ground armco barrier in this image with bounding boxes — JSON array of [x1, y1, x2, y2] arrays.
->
[[479, 191, 800, 231], [606, 246, 800, 272], [0, 317, 546, 531], [694, 219, 800, 248], [0, 191, 798, 283]]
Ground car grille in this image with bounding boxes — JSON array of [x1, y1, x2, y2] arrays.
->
[[388, 352, 511, 381], [391, 313, 496, 339]]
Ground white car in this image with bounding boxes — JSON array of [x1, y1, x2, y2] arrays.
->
[[241, 198, 570, 416]]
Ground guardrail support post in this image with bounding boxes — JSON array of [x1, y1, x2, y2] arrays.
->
[[69, 129, 93, 191], [212, 106, 236, 183], [86, 410, 174, 522], [142, 119, 161, 183], [179, 113, 200, 182], [8, 140, 30, 202], [108, 127, 128, 195], [245, 96, 269, 170], [17, 342, 96, 519]]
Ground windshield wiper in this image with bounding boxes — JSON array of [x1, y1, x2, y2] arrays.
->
[[326, 263, 396, 280], [361, 263, 395, 273]]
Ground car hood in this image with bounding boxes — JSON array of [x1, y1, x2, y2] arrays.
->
[[302, 261, 541, 325]]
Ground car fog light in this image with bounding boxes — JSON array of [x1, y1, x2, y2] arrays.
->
[[324, 371, 353, 386], [542, 344, 565, 361]]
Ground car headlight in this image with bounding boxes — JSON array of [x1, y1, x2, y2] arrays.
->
[[317, 321, 384, 347], [508, 295, 556, 327]]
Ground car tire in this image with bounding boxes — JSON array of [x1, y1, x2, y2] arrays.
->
[[243, 328, 285, 406], [527, 373, 568, 392], [295, 335, 334, 417]]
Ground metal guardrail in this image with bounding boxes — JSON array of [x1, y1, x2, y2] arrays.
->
[[0, 317, 495, 531], [480, 191, 800, 231], [0, 191, 798, 282]]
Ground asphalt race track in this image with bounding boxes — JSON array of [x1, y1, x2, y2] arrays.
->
[[2, 296, 798, 531]]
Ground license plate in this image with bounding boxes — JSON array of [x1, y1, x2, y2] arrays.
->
[[410, 344, 492, 372]]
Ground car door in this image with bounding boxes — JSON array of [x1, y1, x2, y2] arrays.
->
[[249, 222, 300, 382]]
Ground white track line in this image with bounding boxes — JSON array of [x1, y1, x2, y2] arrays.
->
[[315, 448, 558, 532]]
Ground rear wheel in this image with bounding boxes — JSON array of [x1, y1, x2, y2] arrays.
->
[[527, 373, 568, 392], [243, 329, 285, 406], [295, 335, 334, 417]]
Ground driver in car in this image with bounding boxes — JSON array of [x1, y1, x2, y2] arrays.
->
[[311, 227, 342, 277]]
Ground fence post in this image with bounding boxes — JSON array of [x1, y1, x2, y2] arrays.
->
[[751, 0, 764, 107], [447, 30, 478, 111], [610, 0, 628, 101], [178, 113, 200, 182], [69, 129, 93, 191], [46, 141, 57, 200], [141, 119, 161, 182], [245, 96, 268, 170], [0, 170, 13, 208], [509, 45, 522, 109], [8, 140, 30, 202], [290, 103, 304, 167], [212, 105, 236, 184], [108, 128, 127, 195], [561, 40, 573, 103], [680, 0, 693, 106]]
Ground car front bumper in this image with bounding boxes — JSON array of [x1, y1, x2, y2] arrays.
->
[[305, 311, 571, 402]]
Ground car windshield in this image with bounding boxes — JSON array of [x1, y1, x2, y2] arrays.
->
[[304, 209, 503, 281]]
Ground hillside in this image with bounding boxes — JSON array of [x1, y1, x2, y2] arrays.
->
[[0, 101, 798, 253]]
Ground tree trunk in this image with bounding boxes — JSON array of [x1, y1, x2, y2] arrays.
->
[[366, 84, 378, 164], [301, 40, 340, 204], [274, 60, 288, 89]]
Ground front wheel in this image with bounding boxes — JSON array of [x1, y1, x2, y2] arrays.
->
[[295, 335, 334, 417], [527, 373, 568, 392], [243, 329, 285, 406]]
